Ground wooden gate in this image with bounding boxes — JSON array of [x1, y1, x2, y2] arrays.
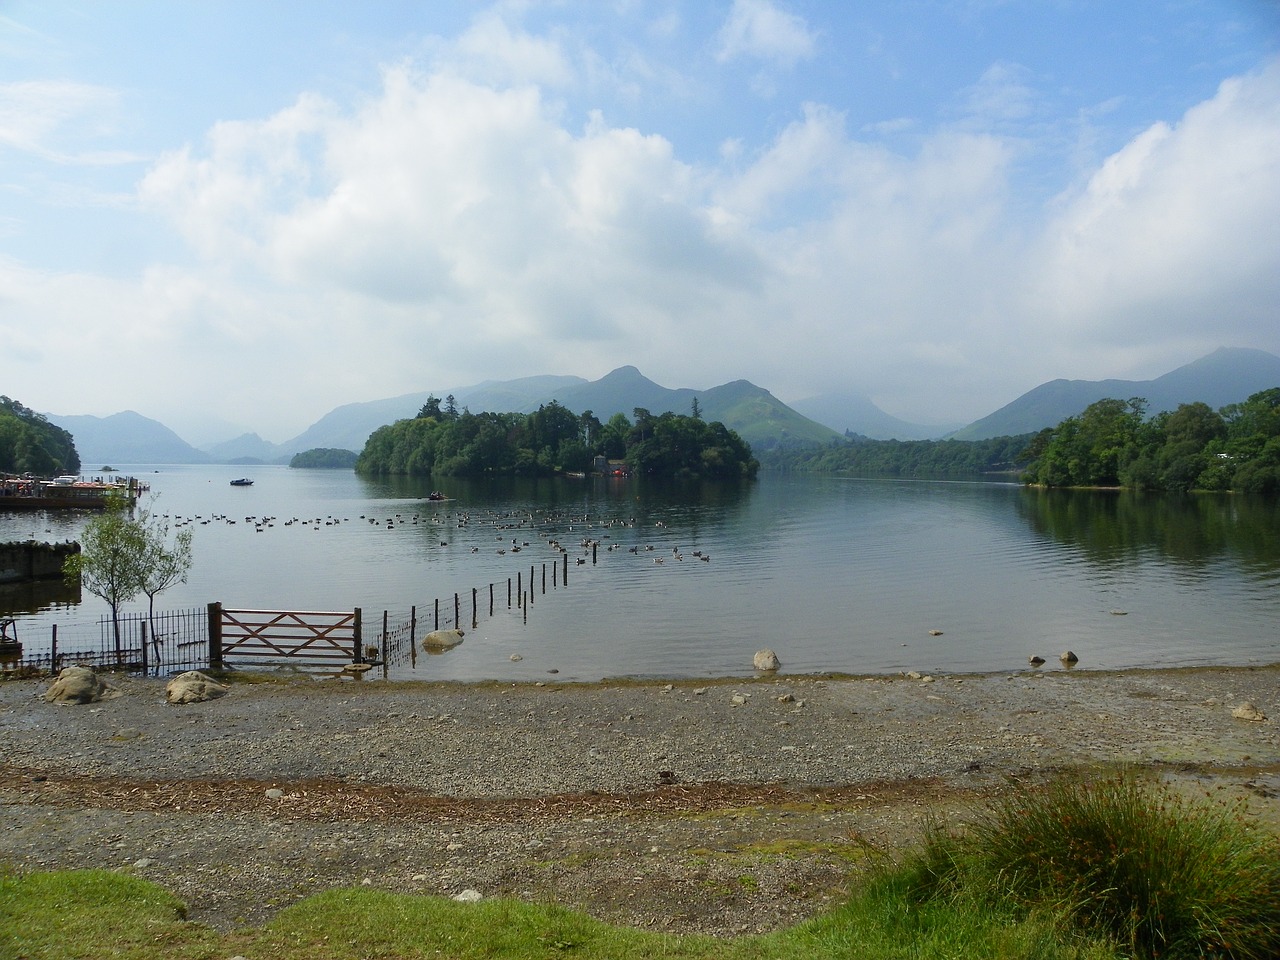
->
[[208, 603, 362, 668]]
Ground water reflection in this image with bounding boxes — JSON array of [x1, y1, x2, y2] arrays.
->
[[1015, 488, 1280, 573]]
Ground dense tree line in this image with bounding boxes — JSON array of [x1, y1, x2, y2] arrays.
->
[[290, 448, 358, 468], [0, 396, 80, 476], [356, 398, 758, 480], [760, 433, 1034, 477], [1022, 388, 1280, 493]]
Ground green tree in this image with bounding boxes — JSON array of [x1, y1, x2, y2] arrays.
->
[[137, 505, 194, 644], [417, 395, 443, 420], [0, 396, 80, 476], [63, 492, 148, 659]]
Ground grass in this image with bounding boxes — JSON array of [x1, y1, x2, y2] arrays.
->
[[2, 772, 1277, 960], [895, 771, 1280, 959]]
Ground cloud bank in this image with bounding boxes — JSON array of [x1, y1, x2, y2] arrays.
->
[[1, 3, 1278, 441]]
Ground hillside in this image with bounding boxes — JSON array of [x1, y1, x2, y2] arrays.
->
[[44, 411, 210, 466], [789, 391, 961, 440], [265, 367, 835, 459], [951, 347, 1280, 440], [1, 396, 80, 475]]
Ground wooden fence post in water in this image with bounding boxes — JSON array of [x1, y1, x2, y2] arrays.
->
[[517, 571, 522, 607], [50, 624, 58, 673], [472, 587, 477, 628], [453, 593, 459, 629], [563, 551, 569, 585], [541, 563, 546, 594], [410, 606, 417, 668], [434, 598, 439, 631], [381, 610, 389, 678], [507, 577, 512, 608], [353, 608, 362, 662], [489, 583, 494, 617], [529, 566, 534, 605], [206, 602, 223, 669], [593, 542, 597, 564]]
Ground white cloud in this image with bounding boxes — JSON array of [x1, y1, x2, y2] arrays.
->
[[714, 0, 816, 66], [0, 79, 138, 163], [1034, 59, 1280, 349]]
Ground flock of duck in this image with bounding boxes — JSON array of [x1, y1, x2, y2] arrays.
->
[[160, 507, 710, 565]]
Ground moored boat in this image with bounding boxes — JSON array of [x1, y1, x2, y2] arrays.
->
[[230, 478, 254, 487], [0, 476, 141, 510]]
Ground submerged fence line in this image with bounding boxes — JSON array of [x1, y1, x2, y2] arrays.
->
[[1, 548, 589, 677]]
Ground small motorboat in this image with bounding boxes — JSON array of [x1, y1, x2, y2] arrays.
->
[[230, 478, 254, 487], [426, 491, 446, 501]]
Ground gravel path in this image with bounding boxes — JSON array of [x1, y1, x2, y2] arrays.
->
[[2, 666, 1279, 936]]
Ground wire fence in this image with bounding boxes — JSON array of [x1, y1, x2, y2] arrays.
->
[[1, 551, 587, 679], [0, 607, 210, 678]]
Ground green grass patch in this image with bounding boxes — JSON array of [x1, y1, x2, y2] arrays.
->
[[4, 771, 1278, 960]]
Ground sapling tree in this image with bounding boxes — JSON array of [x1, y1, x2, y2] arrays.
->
[[62, 493, 194, 662], [63, 491, 147, 659], [137, 504, 194, 644]]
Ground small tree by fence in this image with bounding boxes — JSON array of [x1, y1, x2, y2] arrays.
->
[[2, 546, 591, 678]]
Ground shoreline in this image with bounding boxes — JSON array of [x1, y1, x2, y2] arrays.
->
[[1, 664, 1278, 935]]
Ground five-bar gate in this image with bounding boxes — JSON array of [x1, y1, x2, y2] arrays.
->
[[208, 603, 363, 669]]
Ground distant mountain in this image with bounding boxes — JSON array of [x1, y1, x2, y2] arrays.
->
[[951, 347, 1280, 440], [269, 367, 837, 457], [789, 391, 962, 440], [274, 374, 586, 456], [543, 366, 838, 449], [202, 433, 287, 464], [45, 411, 211, 466]]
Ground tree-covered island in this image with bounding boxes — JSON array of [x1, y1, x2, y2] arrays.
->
[[356, 397, 758, 480], [290, 448, 359, 469]]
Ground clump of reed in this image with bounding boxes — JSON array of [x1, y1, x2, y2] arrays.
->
[[896, 771, 1280, 959]]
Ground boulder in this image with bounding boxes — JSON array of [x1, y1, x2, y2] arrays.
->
[[753, 648, 781, 671], [1232, 702, 1267, 722], [43, 666, 119, 705], [422, 629, 465, 651], [165, 671, 230, 704], [1059, 650, 1079, 665]]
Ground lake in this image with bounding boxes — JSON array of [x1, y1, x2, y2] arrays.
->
[[2, 465, 1278, 681]]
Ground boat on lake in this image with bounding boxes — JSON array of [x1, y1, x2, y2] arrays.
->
[[230, 478, 254, 487]]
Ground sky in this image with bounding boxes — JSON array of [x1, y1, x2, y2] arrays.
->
[[2, 1, 1279, 444]]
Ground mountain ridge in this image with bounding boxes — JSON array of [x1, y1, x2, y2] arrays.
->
[[950, 347, 1280, 440], [33, 347, 1280, 464]]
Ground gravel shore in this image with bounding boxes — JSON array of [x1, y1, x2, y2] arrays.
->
[[2, 665, 1279, 936]]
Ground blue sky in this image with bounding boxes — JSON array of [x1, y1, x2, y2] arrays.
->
[[2, 1, 1278, 443]]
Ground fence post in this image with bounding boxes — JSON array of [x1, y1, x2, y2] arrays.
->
[[51, 624, 58, 673], [528, 566, 534, 605], [471, 587, 477, 628], [352, 607, 362, 662], [207, 602, 223, 670], [140, 620, 149, 675], [434, 598, 439, 631], [410, 606, 417, 669], [380, 610, 389, 672], [563, 551, 569, 585]]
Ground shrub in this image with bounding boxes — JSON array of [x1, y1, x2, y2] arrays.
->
[[900, 773, 1280, 959]]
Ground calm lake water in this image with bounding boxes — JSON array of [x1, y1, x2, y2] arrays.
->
[[3, 465, 1279, 681]]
